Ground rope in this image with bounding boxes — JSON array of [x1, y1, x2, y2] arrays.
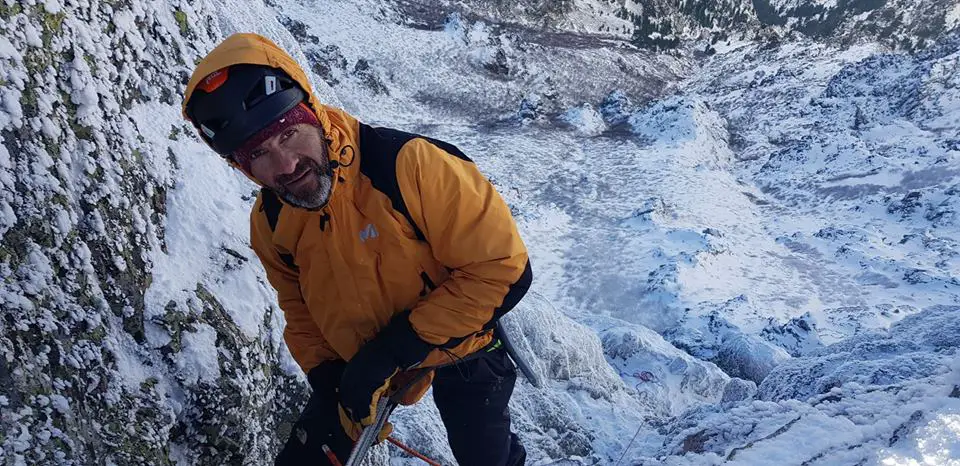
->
[[322, 444, 343, 466], [387, 436, 442, 466], [613, 423, 644, 466]]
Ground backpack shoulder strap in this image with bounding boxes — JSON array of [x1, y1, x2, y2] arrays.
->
[[259, 188, 298, 271], [357, 123, 427, 241]]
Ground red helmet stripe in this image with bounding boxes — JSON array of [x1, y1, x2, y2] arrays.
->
[[198, 67, 229, 93]]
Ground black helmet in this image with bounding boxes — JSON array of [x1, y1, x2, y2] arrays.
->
[[185, 64, 306, 156]]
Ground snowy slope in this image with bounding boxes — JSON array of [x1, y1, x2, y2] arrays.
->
[[685, 37, 960, 343], [2, 0, 959, 464]]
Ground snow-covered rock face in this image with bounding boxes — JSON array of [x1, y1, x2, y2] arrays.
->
[[3, 0, 960, 465], [0, 2, 311, 464]]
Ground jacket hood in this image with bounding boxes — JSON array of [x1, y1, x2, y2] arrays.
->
[[182, 33, 353, 195]]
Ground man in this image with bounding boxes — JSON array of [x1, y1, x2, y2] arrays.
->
[[181, 33, 532, 466]]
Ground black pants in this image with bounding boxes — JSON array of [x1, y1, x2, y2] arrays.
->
[[275, 347, 525, 466]]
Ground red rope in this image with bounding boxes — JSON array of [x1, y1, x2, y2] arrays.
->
[[387, 436, 442, 466], [322, 444, 343, 466]]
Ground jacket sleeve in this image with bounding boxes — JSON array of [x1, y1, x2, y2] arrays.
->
[[250, 206, 339, 372], [396, 138, 532, 345]]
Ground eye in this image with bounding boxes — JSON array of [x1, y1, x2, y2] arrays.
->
[[249, 149, 266, 160], [280, 128, 297, 142]]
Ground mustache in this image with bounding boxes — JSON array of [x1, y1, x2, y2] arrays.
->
[[277, 158, 322, 186]]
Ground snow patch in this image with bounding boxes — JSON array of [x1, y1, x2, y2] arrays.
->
[[176, 324, 221, 385], [948, 3, 960, 30], [43, 0, 63, 14], [561, 104, 606, 136], [879, 409, 960, 466]]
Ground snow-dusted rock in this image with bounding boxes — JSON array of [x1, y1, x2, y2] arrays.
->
[[630, 305, 960, 465], [0, 2, 316, 464], [596, 317, 730, 416], [717, 334, 792, 384], [760, 312, 824, 357], [761, 305, 960, 402], [721, 378, 758, 403]]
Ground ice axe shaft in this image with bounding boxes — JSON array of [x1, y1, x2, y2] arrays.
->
[[345, 398, 395, 466], [496, 323, 541, 388], [344, 327, 538, 465], [344, 368, 433, 466]]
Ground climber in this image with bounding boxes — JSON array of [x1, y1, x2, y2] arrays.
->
[[182, 33, 531, 466]]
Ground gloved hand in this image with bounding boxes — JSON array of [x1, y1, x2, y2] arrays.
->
[[339, 311, 434, 425], [307, 360, 346, 394], [303, 361, 393, 444], [338, 404, 393, 442]]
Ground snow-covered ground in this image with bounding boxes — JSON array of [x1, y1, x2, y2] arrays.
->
[[1, 0, 958, 464]]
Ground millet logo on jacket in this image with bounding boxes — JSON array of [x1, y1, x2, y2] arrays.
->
[[359, 223, 378, 243]]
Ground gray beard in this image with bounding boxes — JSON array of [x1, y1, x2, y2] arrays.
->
[[275, 127, 334, 210], [280, 171, 332, 209]]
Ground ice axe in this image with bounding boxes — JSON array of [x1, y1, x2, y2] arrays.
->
[[343, 368, 429, 466], [496, 322, 542, 388], [344, 324, 540, 465], [344, 395, 396, 466]]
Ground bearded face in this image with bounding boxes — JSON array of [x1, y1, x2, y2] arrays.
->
[[246, 124, 333, 209]]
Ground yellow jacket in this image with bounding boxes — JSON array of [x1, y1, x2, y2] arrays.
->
[[183, 34, 531, 397]]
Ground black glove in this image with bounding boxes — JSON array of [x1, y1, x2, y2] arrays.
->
[[307, 360, 346, 395], [339, 311, 433, 424]]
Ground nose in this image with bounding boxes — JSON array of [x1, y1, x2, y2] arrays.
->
[[273, 147, 299, 176]]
